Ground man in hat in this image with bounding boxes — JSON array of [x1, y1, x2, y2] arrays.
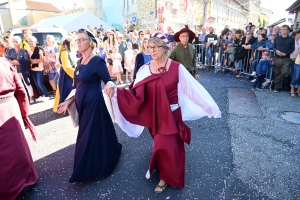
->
[[169, 25, 199, 80]]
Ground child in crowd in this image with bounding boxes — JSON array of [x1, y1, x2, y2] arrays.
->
[[124, 42, 135, 83], [111, 45, 123, 84], [252, 51, 272, 91], [220, 39, 228, 68], [97, 39, 106, 60], [132, 36, 140, 50]]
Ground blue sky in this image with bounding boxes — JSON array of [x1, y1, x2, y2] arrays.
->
[[261, 0, 296, 23]]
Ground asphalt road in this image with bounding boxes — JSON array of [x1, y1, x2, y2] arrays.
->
[[18, 69, 299, 200]]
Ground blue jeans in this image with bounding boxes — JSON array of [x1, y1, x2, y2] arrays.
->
[[31, 70, 49, 97], [290, 63, 300, 87], [53, 73, 59, 86], [237, 60, 243, 71], [253, 74, 266, 88], [252, 60, 258, 71], [206, 47, 213, 64]]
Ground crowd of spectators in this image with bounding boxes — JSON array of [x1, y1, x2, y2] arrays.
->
[[1, 21, 299, 106]]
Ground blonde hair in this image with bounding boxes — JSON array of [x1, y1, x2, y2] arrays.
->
[[46, 34, 57, 47], [140, 36, 149, 53]]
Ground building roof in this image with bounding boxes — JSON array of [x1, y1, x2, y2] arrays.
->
[[286, 0, 300, 13], [33, 10, 64, 19], [26, 1, 61, 13]]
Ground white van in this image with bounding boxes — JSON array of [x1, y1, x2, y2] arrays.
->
[[10, 27, 68, 46]]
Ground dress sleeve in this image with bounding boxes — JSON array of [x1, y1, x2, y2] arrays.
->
[[12, 66, 29, 117], [61, 51, 75, 78], [96, 57, 112, 84], [178, 64, 221, 120], [133, 53, 142, 79]]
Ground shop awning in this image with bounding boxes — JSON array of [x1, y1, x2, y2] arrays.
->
[[286, 0, 300, 13]]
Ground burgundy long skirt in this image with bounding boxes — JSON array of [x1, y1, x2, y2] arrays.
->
[[0, 98, 38, 200], [148, 108, 186, 188]]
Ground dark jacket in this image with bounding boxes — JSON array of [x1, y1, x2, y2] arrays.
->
[[273, 35, 295, 58], [237, 36, 257, 61], [251, 39, 266, 60], [257, 59, 272, 75], [133, 53, 144, 79]]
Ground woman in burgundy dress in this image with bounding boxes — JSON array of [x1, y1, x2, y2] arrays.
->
[[0, 57, 37, 200], [105, 32, 221, 193]]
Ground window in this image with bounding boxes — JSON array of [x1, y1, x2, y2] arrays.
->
[[41, 33, 63, 46]]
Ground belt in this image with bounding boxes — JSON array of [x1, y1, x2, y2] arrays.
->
[[0, 96, 14, 104], [170, 104, 179, 111]]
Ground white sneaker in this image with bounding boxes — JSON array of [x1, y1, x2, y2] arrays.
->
[[35, 96, 43, 102], [251, 71, 256, 76], [42, 96, 50, 101], [251, 78, 256, 82], [29, 99, 34, 104]]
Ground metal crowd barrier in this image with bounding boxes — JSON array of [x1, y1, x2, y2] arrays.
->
[[192, 43, 275, 88]]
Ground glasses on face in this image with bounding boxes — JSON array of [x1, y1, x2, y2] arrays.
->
[[77, 38, 89, 43], [140, 33, 144, 35], [110, 34, 114, 36], [272, 34, 276, 36], [147, 45, 162, 51]]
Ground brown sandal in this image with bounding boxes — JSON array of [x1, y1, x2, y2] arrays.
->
[[154, 183, 168, 194]]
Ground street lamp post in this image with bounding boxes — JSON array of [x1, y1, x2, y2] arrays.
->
[[74, 1, 77, 11]]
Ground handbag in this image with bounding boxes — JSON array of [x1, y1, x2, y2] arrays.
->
[[227, 46, 236, 54]]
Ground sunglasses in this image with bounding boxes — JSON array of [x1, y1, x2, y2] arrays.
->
[[272, 34, 276, 36], [110, 34, 114, 36]]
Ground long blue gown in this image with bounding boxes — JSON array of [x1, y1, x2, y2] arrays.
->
[[69, 56, 122, 183]]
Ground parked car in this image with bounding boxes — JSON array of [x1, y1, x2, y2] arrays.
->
[[11, 27, 68, 93], [10, 27, 68, 46]]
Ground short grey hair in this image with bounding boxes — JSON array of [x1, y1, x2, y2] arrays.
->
[[148, 37, 169, 55], [28, 35, 37, 43], [12, 36, 22, 44]]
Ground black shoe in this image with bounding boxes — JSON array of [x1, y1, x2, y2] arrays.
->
[[269, 81, 275, 90]]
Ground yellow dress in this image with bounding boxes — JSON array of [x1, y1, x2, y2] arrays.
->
[[53, 49, 75, 112]]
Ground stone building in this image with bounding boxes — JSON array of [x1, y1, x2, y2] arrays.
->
[[286, 0, 300, 30], [123, 0, 206, 32], [122, 0, 261, 33], [259, 7, 273, 27]]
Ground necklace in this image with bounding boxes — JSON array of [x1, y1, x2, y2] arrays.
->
[[76, 54, 93, 75], [156, 58, 168, 74]]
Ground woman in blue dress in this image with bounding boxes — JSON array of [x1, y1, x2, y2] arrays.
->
[[57, 29, 122, 183]]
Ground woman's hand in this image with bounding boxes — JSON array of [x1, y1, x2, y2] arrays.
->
[[57, 101, 69, 115], [104, 81, 116, 98], [55, 62, 61, 68]]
